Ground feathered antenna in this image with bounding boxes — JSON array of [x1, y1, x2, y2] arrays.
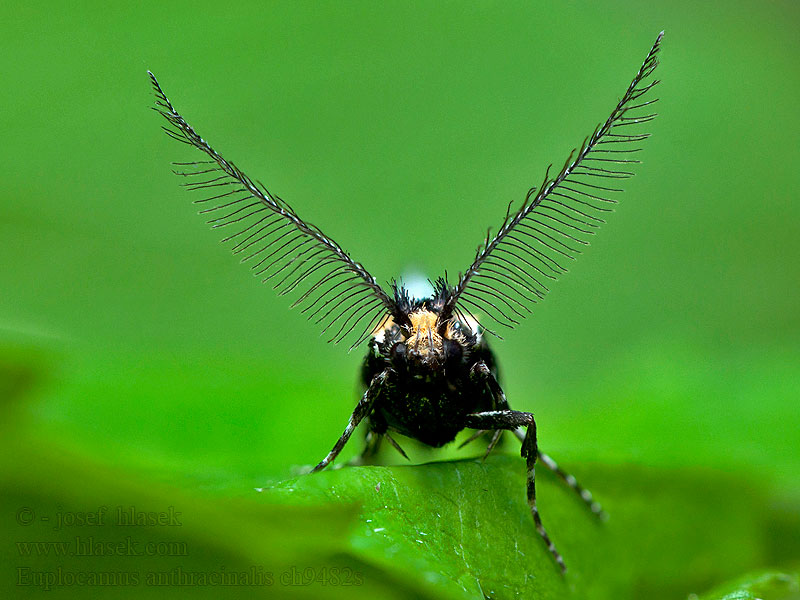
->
[[149, 72, 395, 349], [443, 32, 664, 330]]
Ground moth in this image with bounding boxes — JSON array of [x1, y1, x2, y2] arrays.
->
[[150, 31, 663, 573]]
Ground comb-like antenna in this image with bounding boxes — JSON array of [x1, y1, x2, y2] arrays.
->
[[443, 32, 664, 330], [149, 72, 395, 348]]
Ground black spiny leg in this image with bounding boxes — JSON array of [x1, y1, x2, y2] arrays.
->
[[459, 428, 504, 460], [347, 430, 383, 466], [538, 447, 607, 520], [311, 369, 390, 473], [467, 362, 566, 573], [350, 429, 410, 466], [510, 431, 607, 520]]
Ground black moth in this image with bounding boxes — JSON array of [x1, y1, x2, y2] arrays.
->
[[150, 32, 663, 573]]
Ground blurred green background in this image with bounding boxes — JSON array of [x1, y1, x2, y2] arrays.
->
[[2, 1, 798, 598]]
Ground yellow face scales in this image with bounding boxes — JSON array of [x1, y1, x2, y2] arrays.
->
[[406, 310, 442, 361], [375, 310, 464, 367]]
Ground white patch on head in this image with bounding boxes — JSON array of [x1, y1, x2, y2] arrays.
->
[[370, 314, 394, 343], [402, 271, 433, 301], [456, 313, 482, 342]]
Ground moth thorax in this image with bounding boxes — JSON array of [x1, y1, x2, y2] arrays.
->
[[406, 310, 444, 364]]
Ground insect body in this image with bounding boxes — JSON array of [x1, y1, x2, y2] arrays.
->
[[150, 31, 663, 573], [358, 288, 498, 448]]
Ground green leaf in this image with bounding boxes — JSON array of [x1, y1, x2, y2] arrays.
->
[[3, 347, 799, 599], [264, 454, 799, 600], [0, 416, 441, 599], [697, 570, 800, 600]]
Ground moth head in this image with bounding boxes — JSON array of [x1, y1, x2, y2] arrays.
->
[[380, 308, 467, 371], [374, 281, 478, 371]]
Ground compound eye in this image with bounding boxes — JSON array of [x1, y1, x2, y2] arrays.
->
[[390, 342, 407, 368], [443, 338, 463, 365]]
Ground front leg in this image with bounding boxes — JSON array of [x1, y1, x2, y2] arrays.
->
[[348, 430, 383, 466], [536, 449, 607, 520], [310, 368, 390, 473], [468, 361, 566, 573], [349, 428, 410, 466], [476, 362, 607, 520]]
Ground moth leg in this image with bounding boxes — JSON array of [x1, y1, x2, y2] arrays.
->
[[458, 429, 488, 449], [383, 432, 410, 460], [467, 361, 566, 573], [482, 429, 503, 460], [351, 428, 409, 465], [457, 428, 503, 459], [483, 362, 505, 458], [310, 368, 390, 473], [347, 430, 383, 466], [458, 358, 509, 453], [539, 448, 607, 520], [512, 431, 607, 520], [463, 408, 566, 573]]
